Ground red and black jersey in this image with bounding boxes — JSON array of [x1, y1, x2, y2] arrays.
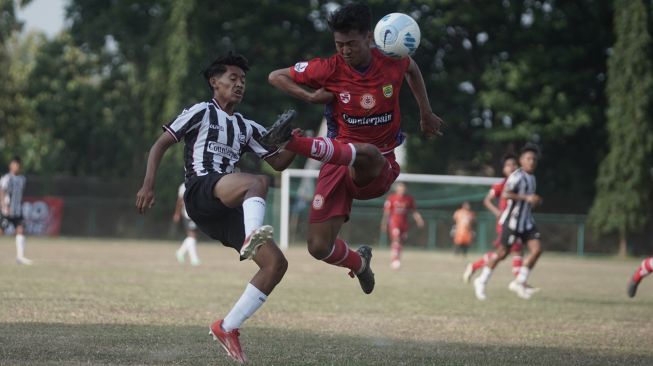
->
[[289, 48, 411, 153], [384, 193, 416, 228]]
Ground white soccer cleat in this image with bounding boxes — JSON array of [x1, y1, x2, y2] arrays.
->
[[473, 277, 487, 301], [509, 280, 533, 300], [175, 250, 185, 264], [240, 225, 274, 260], [463, 263, 474, 283], [390, 260, 401, 270], [16, 257, 33, 265]]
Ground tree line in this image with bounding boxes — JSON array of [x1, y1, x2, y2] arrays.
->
[[0, 0, 651, 252]]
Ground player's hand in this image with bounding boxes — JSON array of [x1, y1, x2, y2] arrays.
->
[[527, 194, 542, 206], [136, 186, 155, 214], [308, 88, 335, 104], [416, 218, 425, 229], [420, 112, 444, 138]]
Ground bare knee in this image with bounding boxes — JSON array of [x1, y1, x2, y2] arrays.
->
[[307, 236, 332, 260], [270, 254, 288, 278], [352, 144, 384, 169], [247, 174, 269, 198]]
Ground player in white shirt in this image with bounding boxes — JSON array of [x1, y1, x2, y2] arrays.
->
[[0, 157, 32, 265], [173, 183, 200, 266]]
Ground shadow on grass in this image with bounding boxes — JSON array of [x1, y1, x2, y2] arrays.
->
[[0, 323, 651, 366]]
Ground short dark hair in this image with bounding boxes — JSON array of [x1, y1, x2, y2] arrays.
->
[[202, 53, 250, 89], [501, 153, 517, 165], [327, 2, 372, 34], [10, 156, 21, 164], [520, 143, 540, 158]]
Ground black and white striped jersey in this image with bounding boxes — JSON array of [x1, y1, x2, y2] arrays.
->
[[0, 173, 26, 218], [163, 99, 279, 179], [498, 168, 537, 233]]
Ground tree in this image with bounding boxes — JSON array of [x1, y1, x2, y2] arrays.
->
[[588, 0, 653, 256]]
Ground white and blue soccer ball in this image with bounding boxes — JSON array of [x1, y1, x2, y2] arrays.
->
[[373, 13, 421, 58]]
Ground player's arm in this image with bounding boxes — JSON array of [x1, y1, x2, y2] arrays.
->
[[503, 190, 542, 206], [380, 210, 389, 231], [483, 189, 501, 217], [412, 210, 425, 228], [173, 195, 183, 223], [268, 67, 334, 104], [0, 177, 7, 215], [405, 58, 443, 138], [136, 132, 176, 214], [264, 149, 296, 171]]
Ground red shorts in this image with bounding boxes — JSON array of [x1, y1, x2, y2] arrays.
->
[[388, 223, 408, 241], [309, 152, 400, 223]]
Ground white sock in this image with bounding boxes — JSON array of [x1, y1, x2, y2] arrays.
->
[[16, 234, 26, 258], [516, 266, 530, 284], [186, 237, 199, 263], [478, 266, 493, 284], [243, 197, 266, 237], [222, 283, 267, 331], [178, 237, 191, 255]]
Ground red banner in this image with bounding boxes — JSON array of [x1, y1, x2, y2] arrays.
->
[[6, 196, 65, 236]]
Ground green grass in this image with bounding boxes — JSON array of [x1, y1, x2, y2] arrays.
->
[[1, 237, 652, 365]]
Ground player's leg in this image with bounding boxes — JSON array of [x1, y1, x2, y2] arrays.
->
[[211, 241, 287, 364], [628, 257, 653, 298], [15, 223, 32, 265], [510, 241, 524, 277], [307, 218, 374, 294], [176, 226, 190, 264], [186, 227, 200, 266], [464, 251, 497, 283], [473, 230, 512, 300], [389, 227, 402, 270], [510, 237, 542, 299], [212, 173, 271, 260]]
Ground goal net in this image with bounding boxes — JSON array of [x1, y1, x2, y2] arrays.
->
[[278, 168, 501, 251]]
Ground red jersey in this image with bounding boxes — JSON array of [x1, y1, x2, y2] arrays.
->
[[490, 178, 508, 212], [384, 193, 416, 227], [290, 48, 411, 153]]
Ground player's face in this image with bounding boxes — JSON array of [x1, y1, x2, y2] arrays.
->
[[333, 30, 372, 68], [520, 151, 538, 173], [395, 183, 406, 195], [211, 65, 246, 105], [502, 158, 518, 177], [9, 161, 20, 174]]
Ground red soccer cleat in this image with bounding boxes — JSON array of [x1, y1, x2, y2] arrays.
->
[[209, 319, 248, 364]]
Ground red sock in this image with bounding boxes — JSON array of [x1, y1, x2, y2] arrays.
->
[[285, 134, 354, 166], [472, 251, 496, 271], [322, 238, 363, 273], [633, 257, 653, 283], [512, 255, 523, 277]]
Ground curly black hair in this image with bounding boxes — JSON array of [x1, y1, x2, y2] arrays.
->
[[202, 53, 249, 89], [520, 143, 541, 158], [327, 2, 372, 34]]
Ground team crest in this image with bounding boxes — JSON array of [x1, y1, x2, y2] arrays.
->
[[382, 84, 393, 98], [312, 194, 325, 210], [360, 93, 376, 109], [339, 91, 351, 104], [294, 61, 308, 73]]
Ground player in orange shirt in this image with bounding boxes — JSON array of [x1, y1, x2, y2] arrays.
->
[[452, 202, 475, 256], [380, 182, 424, 270]]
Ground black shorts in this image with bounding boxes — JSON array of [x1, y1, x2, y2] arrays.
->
[[183, 173, 245, 252], [500, 223, 540, 247], [182, 217, 198, 232], [0, 215, 24, 230]]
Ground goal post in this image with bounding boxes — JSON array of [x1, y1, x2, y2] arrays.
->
[[279, 168, 501, 250]]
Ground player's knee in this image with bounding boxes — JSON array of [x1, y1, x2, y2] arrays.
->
[[352, 144, 384, 167], [307, 237, 331, 259], [271, 254, 288, 278], [247, 174, 269, 196]]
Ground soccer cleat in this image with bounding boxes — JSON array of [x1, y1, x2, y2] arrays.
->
[[260, 109, 296, 146], [390, 259, 401, 270], [508, 279, 533, 300], [462, 263, 474, 284], [349, 245, 375, 294], [239, 225, 274, 261], [16, 257, 33, 265], [209, 320, 247, 364], [175, 249, 185, 264], [627, 279, 640, 298], [473, 277, 487, 301], [190, 258, 201, 266]]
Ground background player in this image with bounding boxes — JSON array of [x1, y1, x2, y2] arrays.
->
[[135, 54, 296, 364], [627, 257, 653, 297], [452, 201, 475, 256], [473, 144, 543, 300], [173, 182, 200, 266], [267, 2, 443, 294], [0, 156, 32, 265], [380, 182, 424, 270], [463, 154, 523, 282]]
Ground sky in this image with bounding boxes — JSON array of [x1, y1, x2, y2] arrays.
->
[[15, 0, 66, 38]]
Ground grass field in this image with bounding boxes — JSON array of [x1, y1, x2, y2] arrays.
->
[[1, 237, 652, 365]]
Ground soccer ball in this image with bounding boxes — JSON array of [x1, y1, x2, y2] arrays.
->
[[373, 13, 421, 58]]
